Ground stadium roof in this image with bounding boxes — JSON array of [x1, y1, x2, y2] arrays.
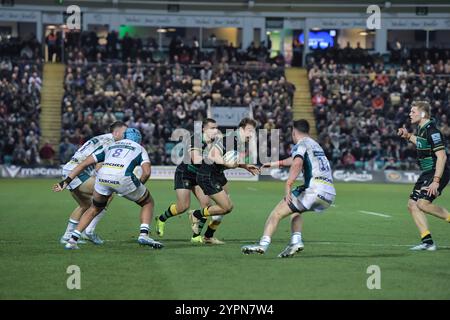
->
[[8, 0, 450, 13]]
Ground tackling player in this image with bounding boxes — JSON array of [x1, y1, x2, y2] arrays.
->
[[397, 101, 450, 251], [154, 118, 220, 244], [59, 121, 127, 245], [189, 118, 260, 243], [53, 128, 163, 250], [241, 119, 336, 258]]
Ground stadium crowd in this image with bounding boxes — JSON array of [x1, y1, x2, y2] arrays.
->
[[0, 36, 43, 166], [307, 48, 450, 170], [59, 32, 293, 165]]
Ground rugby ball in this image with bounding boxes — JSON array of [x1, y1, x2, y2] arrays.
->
[[223, 150, 239, 164]]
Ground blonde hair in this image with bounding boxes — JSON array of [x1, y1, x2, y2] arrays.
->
[[411, 101, 431, 118]]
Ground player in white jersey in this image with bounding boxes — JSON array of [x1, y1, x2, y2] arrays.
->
[[242, 119, 336, 258], [59, 121, 128, 245], [53, 128, 163, 250]]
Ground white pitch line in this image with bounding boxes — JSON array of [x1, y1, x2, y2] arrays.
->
[[359, 210, 392, 218]]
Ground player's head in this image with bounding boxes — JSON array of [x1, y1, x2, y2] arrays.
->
[[409, 101, 431, 124], [292, 119, 310, 142], [238, 117, 257, 142], [110, 121, 128, 140], [124, 128, 142, 144], [202, 118, 219, 140]]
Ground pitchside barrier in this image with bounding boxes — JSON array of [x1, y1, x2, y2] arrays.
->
[[0, 165, 258, 181], [1, 165, 448, 185]]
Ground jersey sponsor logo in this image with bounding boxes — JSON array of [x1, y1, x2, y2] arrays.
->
[[98, 178, 119, 185], [103, 163, 125, 168], [431, 133, 442, 144]]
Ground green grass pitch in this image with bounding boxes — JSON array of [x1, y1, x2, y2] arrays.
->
[[1, 179, 449, 299]]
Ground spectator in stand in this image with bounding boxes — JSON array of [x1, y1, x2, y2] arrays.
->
[[39, 141, 56, 165]]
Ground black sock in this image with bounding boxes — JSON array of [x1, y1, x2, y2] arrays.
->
[[193, 209, 203, 219], [421, 233, 433, 245], [204, 226, 216, 239]]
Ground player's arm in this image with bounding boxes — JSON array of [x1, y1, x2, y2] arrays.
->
[[208, 145, 238, 168], [262, 157, 293, 168], [189, 148, 203, 165], [285, 156, 303, 204], [140, 162, 151, 184], [425, 130, 447, 196], [140, 149, 151, 184], [52, 155, 98, 192]]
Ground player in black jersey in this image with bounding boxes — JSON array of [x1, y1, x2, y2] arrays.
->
[[398, 101, 450, 251], [189, 118, 261, 242], [155, 118, 219, 240]]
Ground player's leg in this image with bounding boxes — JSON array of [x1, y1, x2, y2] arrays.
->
[[408, 198, 436, 251], [416, 174, 450, 222], [242, 199, 295, 255], [59, 180, 92, 244], [203, 183, 227, 244], [156, 189, 191, 237], [65, 190, 110, 250], [155, 170, 194, 237], [124, 185, 163, 249], [190, 185, 212, 242], [83, 194, 114, 245]]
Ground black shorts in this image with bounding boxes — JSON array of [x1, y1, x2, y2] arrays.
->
[[410, 168, 450, 202], [196, 172, 228, 196], [174, 168, 198, 190]]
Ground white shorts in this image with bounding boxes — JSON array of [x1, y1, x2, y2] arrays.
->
[[62, 168, 92, 191], [94, 173, 147, 202], [290, 185, 335, 213]]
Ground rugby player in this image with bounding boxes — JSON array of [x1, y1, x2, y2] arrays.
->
[[241, 119, 336, 258], [154, 118, 219, 244], [189, 118, 260, 243], [59, 121, 127, 245], [397, 101, 450, 251], [53, 128, 163, 250]]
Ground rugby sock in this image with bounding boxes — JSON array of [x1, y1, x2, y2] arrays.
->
[[420, 230, 433, 245], [140, 224, 150, 236], [446, 215, 450, 223], [259, 235, 271, 248], [291, 232, 302, 244], [65, 219, 79, 235], [192, 209, 207, 237], [193, 207, 210, 219], [85, 209, 106, 234], [159, 204, 178, 222], [71, 230, 82, 242], [204, 220, 221, 238]]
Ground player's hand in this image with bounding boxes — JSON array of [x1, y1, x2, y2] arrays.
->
[[397, 127, 410, 139], [425, 182, 439, 197], [52, 181, 67, 192], [244, 164, 261, 175], [52, 177, 72, 192]]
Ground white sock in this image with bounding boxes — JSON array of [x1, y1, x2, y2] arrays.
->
[[64, 219, 79, 235], [291, 232, 302, 244], [85, 209, 106, 234], [140, 224, 150, 236], [259, 235, 271, 247]]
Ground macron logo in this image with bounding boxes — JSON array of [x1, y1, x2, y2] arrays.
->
[[5, 165, 21, 178]]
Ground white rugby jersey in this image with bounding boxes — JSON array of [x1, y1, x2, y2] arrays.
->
[[291, 136, 335, 194], [63, 133, 115, 171], [93, 139, 150, 177]]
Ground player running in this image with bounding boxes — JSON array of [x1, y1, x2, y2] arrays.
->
[[154, 118, 220, 244], [59, 121, 127, 245], [53, 128, 163, 250], [241, 119, 336, 258], [189, 118, 261, 243], [397, 101, 450, 251]]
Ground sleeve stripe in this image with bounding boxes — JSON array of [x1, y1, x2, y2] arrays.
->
[[293, 154, 304, 160], [433, 146, 445, 151]]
